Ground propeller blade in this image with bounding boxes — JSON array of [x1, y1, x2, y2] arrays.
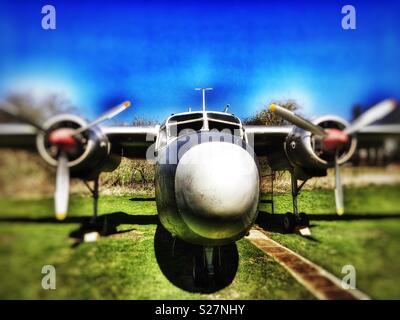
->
[[334, 153, 344, 215], [0, 101, 44, 131], [55, 152, 70, 220], [344, 99, 397, 135], [73, 100, 131, 135], [269, 104, 327, 137]]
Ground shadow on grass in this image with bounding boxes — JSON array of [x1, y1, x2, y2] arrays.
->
[[256, 211, 400, 235], [67, 215, 240, 293], [0, 212, 159, 247], [68, 212, 160, 247], [154, 225, 239, 294], [306, 213, 400, 221], [0, 212, 159, 225], [129, 197, 156, 202], [256, 212, 311, 235], [0, 212, 239, 293]]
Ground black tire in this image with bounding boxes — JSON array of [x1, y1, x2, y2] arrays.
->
[[283, 212, 296, 233], [299, 212, 309, 227], [192, 252, 208, 287], [192, 256, 200, 286], [213, 247, 228, 286]]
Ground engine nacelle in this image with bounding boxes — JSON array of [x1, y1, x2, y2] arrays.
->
[[36, 114, 121, 180], [285, 115, 357, 178]]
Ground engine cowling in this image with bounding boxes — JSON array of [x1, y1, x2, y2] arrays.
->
[[285, 115, 357, 175], [36, 114, 121, 180]]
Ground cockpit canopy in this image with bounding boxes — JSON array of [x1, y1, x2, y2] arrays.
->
[[156, 111, 244, 149]]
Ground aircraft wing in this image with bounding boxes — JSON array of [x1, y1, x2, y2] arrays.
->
[[102, 126, 159, 159], [0, 123, 38, 150], [1, 122, 399, 158], [245, 123, 400, 155], [244, 125, 293, 156], [356, 124, 400, 148], [0, 123, 159, 159], [357, 124, 400, 137]]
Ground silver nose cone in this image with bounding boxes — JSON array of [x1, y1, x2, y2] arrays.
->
[[175, 142, 259, 240]]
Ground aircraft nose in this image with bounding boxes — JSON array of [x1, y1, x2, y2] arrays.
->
[[175, 142, 259, 241]]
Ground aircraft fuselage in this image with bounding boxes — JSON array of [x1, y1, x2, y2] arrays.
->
[[154, 112, 260, 246]]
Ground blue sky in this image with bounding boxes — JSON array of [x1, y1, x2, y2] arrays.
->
[[0, 0, 399, 122]]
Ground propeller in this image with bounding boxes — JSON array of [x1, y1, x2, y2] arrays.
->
[[344, 99, 397, 135], [269, 99, 397, 215], [334, 151, 344, 215], [54, 151, 70, 220], [72, 101, 130, 135], [49, 101, 130, 220], [2, 100, 131, 220], [269, 104, 327, 137]]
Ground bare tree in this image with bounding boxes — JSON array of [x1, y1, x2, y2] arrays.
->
[[132, 116, 160, 126], [243, 99, 299, 126], [0, 93, 76, 124]]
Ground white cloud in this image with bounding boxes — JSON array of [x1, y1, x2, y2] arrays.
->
[[1, 76, 80, 106]]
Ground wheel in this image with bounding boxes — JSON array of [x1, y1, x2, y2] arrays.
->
[[213, 247, 229, 286], [283, 212, 296, 233], [192, 252, 208, 287], [299, 212, 309, 227]]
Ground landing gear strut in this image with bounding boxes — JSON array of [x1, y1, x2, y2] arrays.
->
[[192, 246, 228, 287], [74, 176, 103, 243], [283, 172, 310, 233], [204, 247, 215, 276], [83, 176, 100, 223]]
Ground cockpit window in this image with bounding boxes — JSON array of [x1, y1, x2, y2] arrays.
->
[[207, 112, 242, 135], [169, 113, 203, 123], [164, 111, 243, 140], [208, 112, 241, 124], [167, 113, 204, 137]]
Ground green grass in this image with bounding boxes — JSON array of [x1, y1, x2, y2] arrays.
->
[[0, 197, 312, 300], [0, 185, 399, 299], [258, 185, 400, 299]]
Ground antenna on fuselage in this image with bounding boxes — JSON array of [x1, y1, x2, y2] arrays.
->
[[224, 104, 230, 113], [195, 88, 213, 112]]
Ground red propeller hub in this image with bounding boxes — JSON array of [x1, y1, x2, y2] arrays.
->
[[322, 128, 349, 151], [48, 128, 77, 150]]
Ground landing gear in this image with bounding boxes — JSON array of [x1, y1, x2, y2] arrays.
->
[[283, 212, 296, 233], [192, 252, 207, 287], [171, 236, 177, 257], [80, 176, 103, 242], [83, 176, 100, 223], [282, 172, 310, 233], [299, 212, 310, 226], [192, 246, 229, 287]]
